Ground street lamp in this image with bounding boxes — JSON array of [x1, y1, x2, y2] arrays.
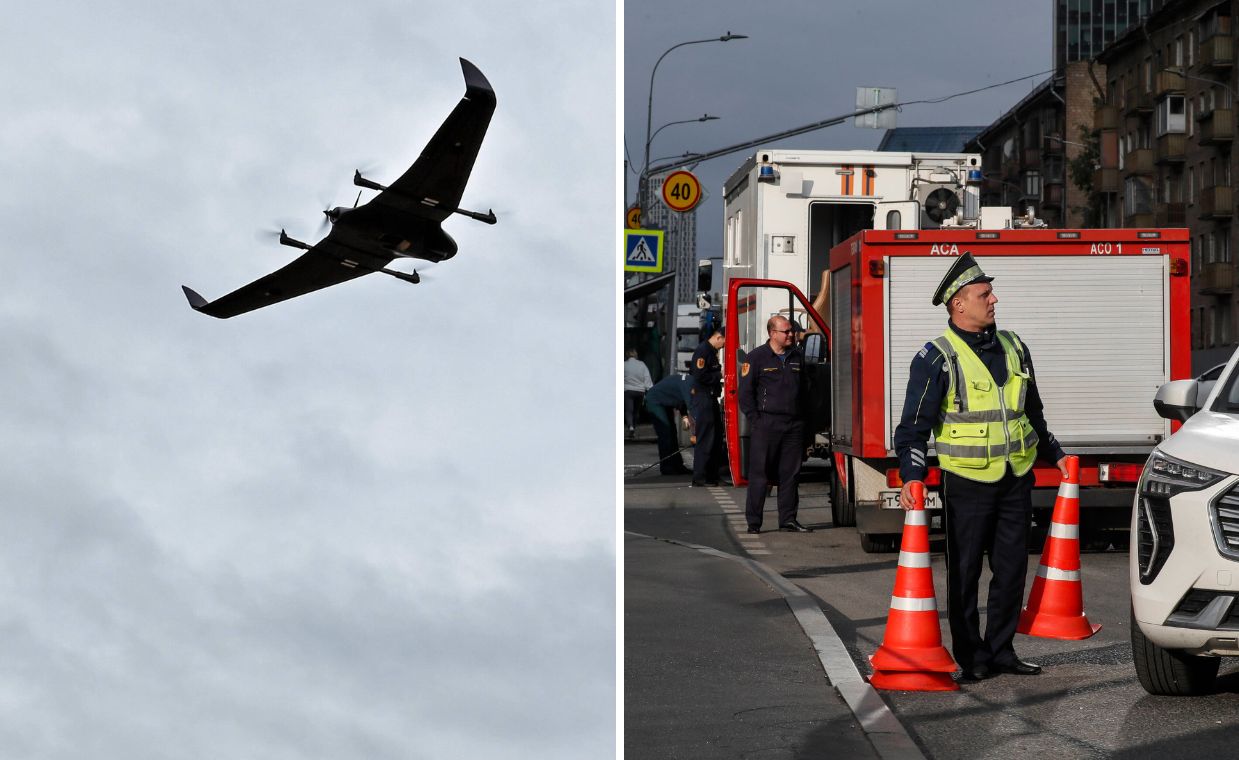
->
[[640, 32, 747, 211], [1163, 67, 1235, 101], [648, 114, 720, 156]]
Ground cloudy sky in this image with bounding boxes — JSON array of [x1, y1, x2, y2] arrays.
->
[[1, 1, 614, 757], [624, 0, 1053, 269]]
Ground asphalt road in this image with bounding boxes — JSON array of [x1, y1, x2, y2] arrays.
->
[[624, 433, 1239, 759]]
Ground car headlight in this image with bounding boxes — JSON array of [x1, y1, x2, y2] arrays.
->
[[1139, 450, 1227, 498]]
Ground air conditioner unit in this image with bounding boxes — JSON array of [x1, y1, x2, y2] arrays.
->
[[916, 183, 963, 228]]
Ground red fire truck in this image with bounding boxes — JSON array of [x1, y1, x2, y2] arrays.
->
[[724, 228, 1191, 552]]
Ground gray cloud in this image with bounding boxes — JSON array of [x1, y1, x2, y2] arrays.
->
[[0, 1, 614, 756]]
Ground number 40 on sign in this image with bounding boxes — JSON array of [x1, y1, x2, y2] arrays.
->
[[661, 170, 702, 213]]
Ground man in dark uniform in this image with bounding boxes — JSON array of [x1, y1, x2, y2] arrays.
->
[[893, 252, 1069, 682], [688, 328, 727, 486], [643, 373, 693, 476], [738, 315, 812, 534]]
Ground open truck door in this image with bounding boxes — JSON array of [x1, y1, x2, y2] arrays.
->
[[724, 278, 831, 486]]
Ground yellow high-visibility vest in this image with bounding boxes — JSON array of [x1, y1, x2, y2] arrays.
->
[[932, 329, 1038, 482]]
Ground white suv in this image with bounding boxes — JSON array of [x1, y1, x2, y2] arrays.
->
[[1131, 347, 1239, 695]]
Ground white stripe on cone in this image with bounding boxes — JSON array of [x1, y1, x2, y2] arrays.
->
[[1037, 566, 1081, 582], [1049, 523, 1080, 539], [898, 551, 931, 568], [891, 595, 938, 612]]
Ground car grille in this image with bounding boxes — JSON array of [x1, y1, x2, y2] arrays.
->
[[1136, 495, 1174, 585], [1211, 482, 1239, 560], [1168, 589, 1239, 630]]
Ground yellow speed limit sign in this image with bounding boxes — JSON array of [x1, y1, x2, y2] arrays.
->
[[661, 170, 702, 213], [626, 205, 642, 229]]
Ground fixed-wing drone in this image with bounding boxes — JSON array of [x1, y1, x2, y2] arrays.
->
[[182, 58, 496, 319]]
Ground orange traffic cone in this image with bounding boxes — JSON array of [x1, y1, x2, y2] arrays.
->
[[869, 482, 959, 691], [1017, 455, 1101, 640]]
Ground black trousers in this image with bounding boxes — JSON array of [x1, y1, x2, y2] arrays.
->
[[744, 415, 803, 529], [645, 403, 686, 474], [690, 391, 724, 482], [941, 466, 1035, 670]]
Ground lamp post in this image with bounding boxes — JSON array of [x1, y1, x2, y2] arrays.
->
[[648, 114, 719, 158], [639, 32, 747, 212]]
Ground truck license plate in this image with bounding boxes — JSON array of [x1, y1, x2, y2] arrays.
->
[[880, 490, 941, 510]]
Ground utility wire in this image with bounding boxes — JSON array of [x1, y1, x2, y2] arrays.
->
[[644, 69, 1056, 177]]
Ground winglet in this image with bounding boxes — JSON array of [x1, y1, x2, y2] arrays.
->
[[182, 285, 209, 310], [183, 285, 229, 319], [459, 58, 496, 105]]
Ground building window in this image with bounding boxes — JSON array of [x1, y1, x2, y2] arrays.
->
[[1188, 30, 1196, 66], [1023, 170, 1042, 198], [1188, 99, 1195, 137], [1156, 95, 1185, 136], [1175, 36, 1184, 67], [1188, 166, 1196, 203], [1205, 232, 1216, 265], [1219, 229, 1232, 264]]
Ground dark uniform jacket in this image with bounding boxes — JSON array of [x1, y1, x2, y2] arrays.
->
[[738, 343, 805, 420], [893, 321, 1066, 483], [644, 373, 693, 412], [689, 341, 722, 395]]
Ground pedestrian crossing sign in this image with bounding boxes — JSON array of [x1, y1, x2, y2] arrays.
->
[[624, 229, 664, 273]]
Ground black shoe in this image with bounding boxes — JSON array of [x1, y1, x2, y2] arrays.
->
[[992, 659, 1041, 676], [746, 526, 761, 534], [959, 663, 993, 682], [691, 480, 708, 487], [779, 520, 813, 533]]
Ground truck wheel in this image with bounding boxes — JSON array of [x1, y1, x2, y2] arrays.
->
[[831, 469, 855, 527], [1131, 607, 1219, 696], [860, 532, 897, 554]]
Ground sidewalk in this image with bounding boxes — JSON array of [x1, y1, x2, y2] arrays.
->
[[625, 531, 879, 759], [624, 431, 921, 759]]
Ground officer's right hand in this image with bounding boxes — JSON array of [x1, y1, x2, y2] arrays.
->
[[898, 480, 923, 511]]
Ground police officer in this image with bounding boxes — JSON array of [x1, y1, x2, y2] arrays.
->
[[688, 328, 727, 486], [894, 252, 1069, 682], [738, 315, 811, 534]]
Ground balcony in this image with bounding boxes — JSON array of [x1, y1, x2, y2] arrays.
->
[[1155, 132, 1186, 163], [1200, 261, 1235, 294], [1125, 86, 1152, 114], [1094, 104, 1120, 132], [1124, 211, 1155, 227], [1093, 167, 1120, 193], [1155, 203, 1186, 226], [1199, 109, 1234, 144], [1041, 183, 1064, 209], [1200, 185, 1233, 219], [1023, 147, 1042, 167], [1155, 70, 1185, 96], [1124, 148, 1155, 175], [1198, 35, 1234, 70]]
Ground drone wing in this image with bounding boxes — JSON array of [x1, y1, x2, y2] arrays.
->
[[181, 234, 388, 319], [367, 58, 496, 221]]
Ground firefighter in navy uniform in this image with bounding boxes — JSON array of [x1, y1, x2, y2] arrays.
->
[[688, 328, 727, 486], [738, 315, 812, 534], [893, 252, 1069, 682]]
